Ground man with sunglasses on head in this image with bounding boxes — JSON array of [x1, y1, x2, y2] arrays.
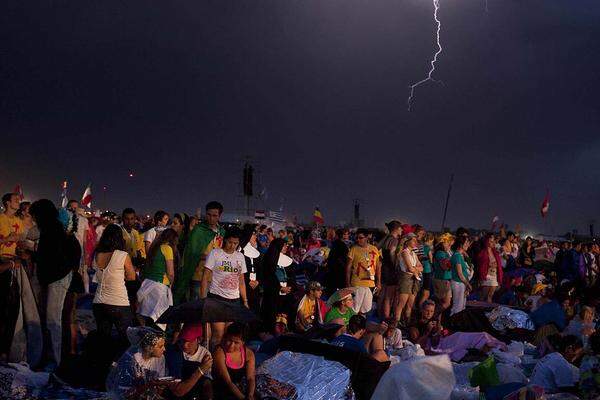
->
[[346, 229, 381, 315]]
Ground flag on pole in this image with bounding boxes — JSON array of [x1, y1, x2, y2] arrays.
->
[[13, 185, 24, 201], [491, 215, 500, 231], [540, 190, 550, 218], [313, 207, 324, 225], [60, 181, 68, 208], [81, 183, 92, 208]]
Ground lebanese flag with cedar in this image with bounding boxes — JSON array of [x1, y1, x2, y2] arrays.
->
[[81, 184, 92, 208], [540, 190, 550, 218]]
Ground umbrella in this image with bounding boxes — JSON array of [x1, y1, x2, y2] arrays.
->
[[156, 297, 259, 324], [326, 288, 354, 307]]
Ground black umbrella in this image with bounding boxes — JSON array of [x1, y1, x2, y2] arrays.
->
[[156, 297, 259, 324]]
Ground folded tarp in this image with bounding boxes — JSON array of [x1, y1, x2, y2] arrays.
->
[[276, 335, 390, 400]]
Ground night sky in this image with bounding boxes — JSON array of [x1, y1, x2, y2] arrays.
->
[[2, 0, 599, 234]]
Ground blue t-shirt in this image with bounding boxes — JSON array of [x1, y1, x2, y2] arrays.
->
[[330, 334, 368, 354], [258, 234, 269, 254], [451, 252, 470, 283], [530, 300, 566, 331]]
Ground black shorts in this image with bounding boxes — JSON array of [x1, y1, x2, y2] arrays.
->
[[422, 272, 433, 291], [207, 292, 240, 304]]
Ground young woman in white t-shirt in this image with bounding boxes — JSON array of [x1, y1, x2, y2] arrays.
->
[[201, 228, 248, 350]]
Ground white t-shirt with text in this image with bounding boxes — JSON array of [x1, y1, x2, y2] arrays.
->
[[205, 248, 247, 299]]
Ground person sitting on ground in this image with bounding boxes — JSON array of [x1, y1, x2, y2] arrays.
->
[[325, 288, 356, 326], [165, 323, 213, 400], [361, 320, 391, 362], [564, 305, 596, 343], [530, 333, 581, 394], [295, 281, 327, 332], [107, 327, 212, 400], [408, 299, 443, 350], [530, 289, 567, 346], [382, 319, 403, 353], [212, 323, 256, 400], [330, 314, 368, 354]]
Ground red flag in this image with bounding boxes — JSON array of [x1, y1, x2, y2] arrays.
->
[[81, 184, 92, 208], [491, 215, 500, 231], [13, 185, 24, 201], [540, 190, 550, 218]]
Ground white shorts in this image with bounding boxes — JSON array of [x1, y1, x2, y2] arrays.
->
[[352, 286, 373, 314]]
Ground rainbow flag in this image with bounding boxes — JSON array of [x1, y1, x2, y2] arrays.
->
[[313, 207, 324, 225]]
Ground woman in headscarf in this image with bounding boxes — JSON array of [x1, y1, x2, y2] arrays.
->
[[260, 238, 293, 333], [240, 224, 261, 314], [324, 229, 350, 298]]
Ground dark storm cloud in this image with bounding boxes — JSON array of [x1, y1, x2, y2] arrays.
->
[[2, 0, 599, 234]]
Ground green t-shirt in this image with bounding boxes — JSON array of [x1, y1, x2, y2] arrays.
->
[[422, 244, 432, 273], [433, 250, 453, 280], [325, 306, 356, 326], [143, 244, 173, 285], [451, 252, 470, 283]]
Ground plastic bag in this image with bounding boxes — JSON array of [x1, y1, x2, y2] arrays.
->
[[486, 306, 535, 332], [391, 340, 425, 361], [507, 341, 524, 357], [490, 348, 521, 366], [496, 363, 527, 384], [372, 355, 456, 400], [468, 356, 500, 388]]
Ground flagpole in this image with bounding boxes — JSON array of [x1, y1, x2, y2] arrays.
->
[[441, 173, 454, 232]]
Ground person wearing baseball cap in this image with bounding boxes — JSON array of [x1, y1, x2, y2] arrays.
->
[[165, 322, 213, 399], [295, 281, 326, 332]]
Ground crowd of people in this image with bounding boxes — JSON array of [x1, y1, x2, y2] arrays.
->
[[2, 190, 600, 399]]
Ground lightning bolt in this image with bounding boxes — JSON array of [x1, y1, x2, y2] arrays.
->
[[407, 0, 443, 111]]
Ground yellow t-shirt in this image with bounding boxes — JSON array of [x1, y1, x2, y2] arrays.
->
[[0, 214, 24, 258], [160, 244, 174, 285], [348, 244, 381, 287], [122, 227, 143, 259]]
